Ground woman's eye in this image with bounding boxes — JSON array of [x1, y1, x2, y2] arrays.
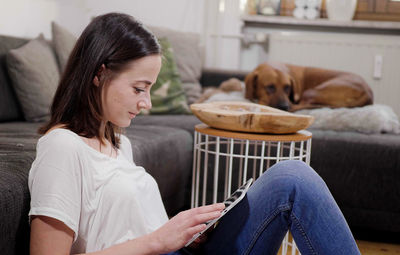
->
[[134, 87, 145, 94]]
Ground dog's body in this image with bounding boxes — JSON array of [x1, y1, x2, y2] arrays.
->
[[196, 78, 245, 103], [245, 62, 374, 111]]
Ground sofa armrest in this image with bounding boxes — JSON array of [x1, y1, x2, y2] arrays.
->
[[199, 68, 248, 88]]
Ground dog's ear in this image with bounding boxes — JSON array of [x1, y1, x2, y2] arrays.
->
[[289, 77, 301, 103], [244, 71, 258, 100]]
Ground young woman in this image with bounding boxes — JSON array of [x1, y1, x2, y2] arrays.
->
[[29, 13, 361, 255]]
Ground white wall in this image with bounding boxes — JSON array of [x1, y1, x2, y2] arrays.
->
[[0, 0, 204, 38], [0, 0, 243, 70], [84, 0, 204, 34], [0, 0, 59, 38]]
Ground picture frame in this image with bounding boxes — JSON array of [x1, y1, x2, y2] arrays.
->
[[257, 0, 281, 16]]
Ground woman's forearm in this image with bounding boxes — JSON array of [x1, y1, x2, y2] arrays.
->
[[80, 233, 162, 255]]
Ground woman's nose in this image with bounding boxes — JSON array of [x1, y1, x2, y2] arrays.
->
[[138, 96, 152, 110]]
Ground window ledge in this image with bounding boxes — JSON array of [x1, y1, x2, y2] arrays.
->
[[242, 15, 400, 34]]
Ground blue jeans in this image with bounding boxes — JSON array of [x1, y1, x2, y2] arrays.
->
[[169, 160, 360, 255]]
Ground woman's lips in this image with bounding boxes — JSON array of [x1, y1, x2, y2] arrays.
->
[[129, 112, 136, 119]]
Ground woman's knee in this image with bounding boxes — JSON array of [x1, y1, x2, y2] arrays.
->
[[264, 160, 325, 188], [268, 160, 311, 176], [248, 161, 322, 206], [255, 160, 330, 204]]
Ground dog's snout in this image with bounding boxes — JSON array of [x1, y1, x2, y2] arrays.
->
[[276, 101, 290, 111]]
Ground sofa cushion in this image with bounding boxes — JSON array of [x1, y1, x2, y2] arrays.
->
[[0, 151, 34, 255], [133, 115, 202, 136], [310, 129, 400, 232], [51, 22, 77, 73], [182, 82, 202, 105], [0, 122, 41, 154], [7, 34, 59, 122], [149, 26, 203, 104], [145, 38, 190, 115], [0, 35, 27, 122], [0, 123, 39, 255]]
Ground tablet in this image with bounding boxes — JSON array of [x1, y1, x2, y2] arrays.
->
[[185, 178, 253, 247]]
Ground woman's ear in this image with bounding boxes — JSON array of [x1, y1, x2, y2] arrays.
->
[[244, 71, 258, 100], [93, 76, 100, 86], [93, 64, 106, 87]]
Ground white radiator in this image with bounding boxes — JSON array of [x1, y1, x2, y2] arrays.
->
[[266, 32, 400, 117]]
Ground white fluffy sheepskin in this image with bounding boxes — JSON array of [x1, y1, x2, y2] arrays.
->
[[295, 104, 400, 134], [201, 89, 400, 134], [203, 91, 251, 103]]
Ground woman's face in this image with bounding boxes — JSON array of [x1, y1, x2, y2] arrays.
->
[[101, 55, 161, 127]]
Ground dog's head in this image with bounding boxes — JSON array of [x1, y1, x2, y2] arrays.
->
[[245, 63, 300, 111]]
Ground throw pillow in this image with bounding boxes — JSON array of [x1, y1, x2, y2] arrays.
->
[[51, 21, 77, 73], [295, 104, 400, 134], [182, 82, 202, 105], [144, 37, 190, 115], [0, 35, 28, 122], [7, 34, 60, 122], [148, 26, 203, 103]]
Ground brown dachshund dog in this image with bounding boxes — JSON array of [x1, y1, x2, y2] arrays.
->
[[245, 62, 374, 112]]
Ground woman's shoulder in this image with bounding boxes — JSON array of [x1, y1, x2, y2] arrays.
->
[[32, 128, 85, 173], [38, 127, 82, 152]]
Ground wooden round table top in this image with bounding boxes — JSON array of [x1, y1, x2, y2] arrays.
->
[[195, 123, 312, 142]]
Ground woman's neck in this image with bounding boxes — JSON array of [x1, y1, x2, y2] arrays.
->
[[83, 136, 117, 158]]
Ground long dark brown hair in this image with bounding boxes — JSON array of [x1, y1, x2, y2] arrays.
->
[[39, 13, 161, 148]]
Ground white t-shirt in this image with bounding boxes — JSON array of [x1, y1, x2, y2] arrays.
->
[[28, 129, 169, 253]]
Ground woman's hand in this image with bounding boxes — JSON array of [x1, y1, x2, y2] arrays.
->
[[187, 223, 213, 249], [147, 203, 225, 254]]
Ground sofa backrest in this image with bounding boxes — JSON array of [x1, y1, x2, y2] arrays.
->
[[0, 35, 28, 122]]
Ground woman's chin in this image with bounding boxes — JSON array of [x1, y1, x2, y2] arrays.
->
[[111, 119, 132, 128], [122, 119, 133, 127]]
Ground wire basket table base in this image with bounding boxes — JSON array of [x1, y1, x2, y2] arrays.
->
[[191, 124, 313, 255]]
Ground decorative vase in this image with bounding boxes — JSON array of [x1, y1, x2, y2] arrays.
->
[[293, 0, 322, 20], [326, 0, 358, 21]]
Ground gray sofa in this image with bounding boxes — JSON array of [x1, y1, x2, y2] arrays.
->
[[1, 32, 400, 255]]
